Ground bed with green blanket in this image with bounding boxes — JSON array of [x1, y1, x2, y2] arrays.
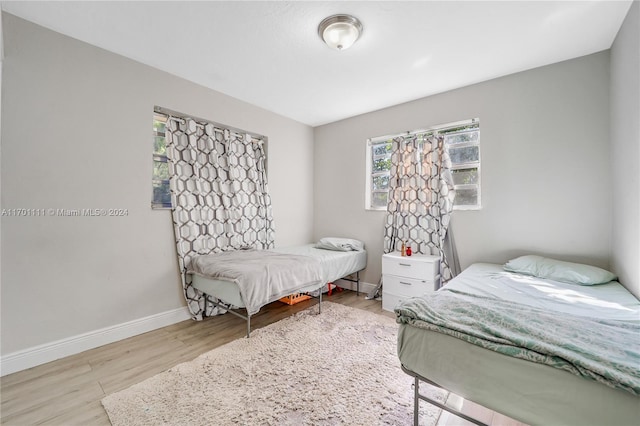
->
[[395, 262, 640, 426]]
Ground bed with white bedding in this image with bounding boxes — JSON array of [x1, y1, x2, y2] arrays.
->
[[273, 244, 367, 287], [189, 241, 367, 336], [395, 261, 640, 426]]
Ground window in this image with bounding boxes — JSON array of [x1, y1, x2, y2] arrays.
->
[[365, 119, 481, 210], [152, 113, 171, 208], [441, 122, 481, 209], [368, 139, 393, 209]]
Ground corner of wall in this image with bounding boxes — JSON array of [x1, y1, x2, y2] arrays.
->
[[0, 10, 4, 356], [609, 0, 640, 298]]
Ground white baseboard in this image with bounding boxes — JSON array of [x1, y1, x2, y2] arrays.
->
[[0, 306, 192, 377], [1, 283, 378, 377], [331, 279, 377, 295]]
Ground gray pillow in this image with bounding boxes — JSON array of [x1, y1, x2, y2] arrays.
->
[[315, 237, 364, 252], [504, 255, 617, 285]]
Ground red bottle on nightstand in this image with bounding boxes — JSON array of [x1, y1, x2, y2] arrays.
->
[[406, 246, 412, 256]]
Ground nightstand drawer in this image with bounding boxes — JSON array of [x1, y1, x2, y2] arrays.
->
[[382, 254, 437, 279], [384, 275, 436, 298]]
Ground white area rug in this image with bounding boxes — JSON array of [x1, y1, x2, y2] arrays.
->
[[102, 302, 447, 425]]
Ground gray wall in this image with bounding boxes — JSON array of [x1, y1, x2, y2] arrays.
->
[[314, 52, 612, 286], [610, 1, 640, 298], [2, 7, 637, 359], [0, 14, 315, 355]]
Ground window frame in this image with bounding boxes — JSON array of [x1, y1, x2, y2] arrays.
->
[[365, 139, 392, 210], [151, 107, 270, 210], [365, 118, 481, 211], [151, 112, 171, 209]]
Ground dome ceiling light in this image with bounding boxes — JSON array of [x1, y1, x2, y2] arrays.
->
[[318, 14, 363, 51]]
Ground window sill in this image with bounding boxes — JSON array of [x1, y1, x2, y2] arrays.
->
[[453, 205, 482, 211], [151, 203, 173, 210]]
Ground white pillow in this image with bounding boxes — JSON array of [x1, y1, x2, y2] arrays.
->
[[315, 237, 364, 252], [504, 255, 617, 285]]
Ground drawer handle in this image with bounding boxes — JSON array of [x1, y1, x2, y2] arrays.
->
[[399, 281, 412, 286], [398, 263, 411, 267]]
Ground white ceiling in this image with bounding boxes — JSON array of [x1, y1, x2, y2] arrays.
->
[[1, 1, 633, 127]]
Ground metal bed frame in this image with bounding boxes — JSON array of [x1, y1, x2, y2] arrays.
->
[[208, 289, 323, 338], [401, 364, 489, 426], [204, 271, 361, 338], [336, 271, 361, 295]]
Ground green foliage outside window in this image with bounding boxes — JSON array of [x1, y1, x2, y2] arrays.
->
[[368, 120, 481, 210], [152, 114, 171, 208], [373, 158, 391, 172]]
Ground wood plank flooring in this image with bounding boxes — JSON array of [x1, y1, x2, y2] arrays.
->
[[1, 291, 523, 425]]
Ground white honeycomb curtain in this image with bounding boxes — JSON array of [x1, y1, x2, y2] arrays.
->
[[166, 116, 274, 319], [383, 134, 458, 284]]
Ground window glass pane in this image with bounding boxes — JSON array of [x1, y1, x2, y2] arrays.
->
[[154, 136, 167, 155], [454, 187, 478, 206], [372, 174, 390, 191], [153, 160, 169, 180], [152, 180, 171, 206], [445, 130, 479, 145], [373, 142, 392, 157], [448, 145, 479, 164], [368, 119, 479, 211], [373, 157, 391, 172], [153, 118, 166, 135], [152, 113, 171, 208], [372, 192, 388, 208], [451, 168, 478, 185]]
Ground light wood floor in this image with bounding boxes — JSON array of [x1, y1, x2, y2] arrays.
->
[[1, 291, 523, 425]]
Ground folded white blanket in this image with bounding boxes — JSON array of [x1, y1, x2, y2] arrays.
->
[[188, 250, 324, 315]]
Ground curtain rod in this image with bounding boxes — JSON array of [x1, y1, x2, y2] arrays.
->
[[154, 106, 268, 142], [368, 118, 479, 144]]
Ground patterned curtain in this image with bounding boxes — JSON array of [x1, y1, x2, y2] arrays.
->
[[165, 116, 275, 319], [383, 134, 458, 283]]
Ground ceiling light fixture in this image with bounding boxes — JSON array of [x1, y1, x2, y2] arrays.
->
[[318, 14, 363, 51]]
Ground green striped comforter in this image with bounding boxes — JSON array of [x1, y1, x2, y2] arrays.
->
[[395, 290, 640, 396]]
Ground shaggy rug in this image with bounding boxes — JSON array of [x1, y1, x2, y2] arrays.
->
[[102, 302, 447, 425]]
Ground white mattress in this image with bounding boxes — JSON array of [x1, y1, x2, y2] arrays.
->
[[271, 244, 367, 284], [398, 263, 640, 426], [445, 263, 640, 322], [191, 244, 366, 310]]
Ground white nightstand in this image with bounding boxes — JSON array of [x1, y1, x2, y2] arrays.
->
[[381, 252, 440, 312]]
